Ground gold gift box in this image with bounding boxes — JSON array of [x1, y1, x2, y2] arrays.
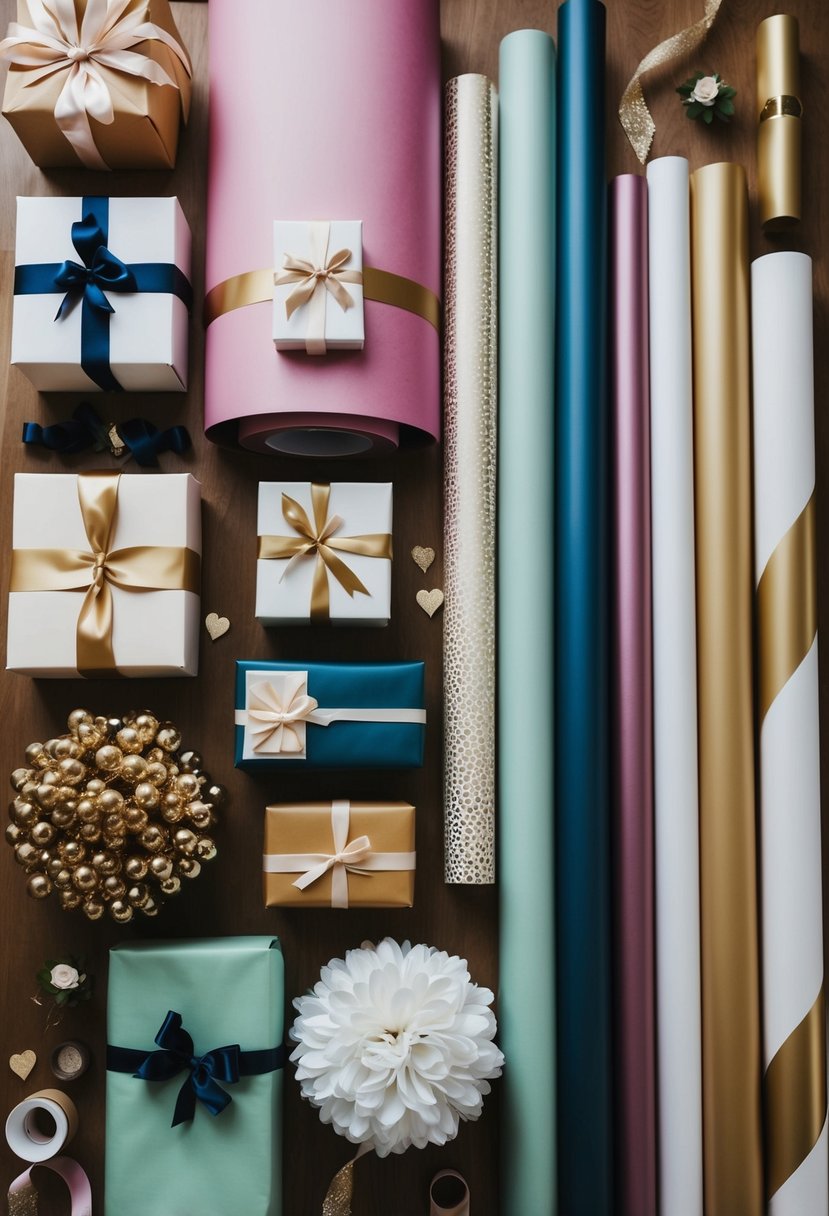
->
[[263, 801, 416, 908], [2, 0, 191, 170]]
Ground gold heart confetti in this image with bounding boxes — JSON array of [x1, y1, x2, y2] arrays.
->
[[416, 589, 444, 618], [411, 546, 436, 574], [205, 613, 230, 642], [9, 1050, 36, 1081]]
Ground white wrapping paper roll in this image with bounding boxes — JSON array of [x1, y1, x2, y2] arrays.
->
[[646, 155, 703, 1216], [5, 1090, 78, 1163], [443, 74, 497, 884], [752, 251, 827, 1215]]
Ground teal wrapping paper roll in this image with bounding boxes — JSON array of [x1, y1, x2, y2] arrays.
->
[[105, 938, 284, 1216], [497, 29, 556, 1216], [555, 1, 612, 1213]]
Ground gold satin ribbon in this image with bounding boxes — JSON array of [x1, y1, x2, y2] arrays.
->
[[618, 0, 725, 164], [757, 494, 816, 722], [760, 95, 803, 122], [764, 984, 827, 1200], [258, 482, 392, 622], [9, 471, 200, 677], [204, 265, 440, 330]]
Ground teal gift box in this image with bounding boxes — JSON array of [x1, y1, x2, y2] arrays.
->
[[234, 659, 427, 770], [105, 937, 284, 1216]]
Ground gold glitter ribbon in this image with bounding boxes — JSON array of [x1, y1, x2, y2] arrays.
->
[[321, 1143, 373, 1216], [764, 984, 827, 1200], [10, 470, 200, 677], [257, 482, 392, 622], [274, 221, 363, 355], [757, 493, 816, 722], [204, 264, 440, 330], [618, 0, 725, 164]]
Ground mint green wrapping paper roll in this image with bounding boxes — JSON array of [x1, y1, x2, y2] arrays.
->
[[105, 938, 284, 1216], [497, 29, 557, 1215]]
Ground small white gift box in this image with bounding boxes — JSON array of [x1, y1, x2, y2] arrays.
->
[[7, 472, 201, 678], [273, 220, 364, 353], [256, 481, 392, 626], [12, 196, 191, 391]]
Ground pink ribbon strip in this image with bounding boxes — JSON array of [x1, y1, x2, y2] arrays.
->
[[8, 1157, 92, 1216]]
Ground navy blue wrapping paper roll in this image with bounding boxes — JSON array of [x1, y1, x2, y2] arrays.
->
[[554, 0, 613, 1212]]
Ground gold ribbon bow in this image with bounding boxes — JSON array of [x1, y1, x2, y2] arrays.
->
[[274, 221, 363, 355], [258, 483, 392, 622], [618, 0, 725, 164], [10, 470, 200, 677]]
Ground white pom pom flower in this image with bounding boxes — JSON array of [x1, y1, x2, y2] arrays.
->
[[289, 938, 504, 1156]]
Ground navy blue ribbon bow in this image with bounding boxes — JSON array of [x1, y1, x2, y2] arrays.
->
[[107, 1010, 286, 1128], [22, 403, 192, 467], [14, 196, 192, 393]]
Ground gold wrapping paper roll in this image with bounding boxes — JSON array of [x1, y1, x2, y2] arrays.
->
[[690, 162, 763, 1216], [757, 15, 801, 230], [263, 801, 415, 907]]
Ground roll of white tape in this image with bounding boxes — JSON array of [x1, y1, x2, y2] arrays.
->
[[5, 1089, 78, 1163]]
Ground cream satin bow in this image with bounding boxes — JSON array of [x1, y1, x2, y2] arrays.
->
[[274, 221, 362, 354], [0, 0, 191, 170], [242, 674, 323, 755]]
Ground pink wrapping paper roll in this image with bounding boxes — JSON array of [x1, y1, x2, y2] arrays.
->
[[610, 173, 657, 1216], [204, 0, 441, 455]]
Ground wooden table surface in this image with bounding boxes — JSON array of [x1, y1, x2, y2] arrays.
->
[[0, 1, 826, 1213]]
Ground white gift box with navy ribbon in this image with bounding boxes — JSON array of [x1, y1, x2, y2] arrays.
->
[[12, 195, 191, 392]]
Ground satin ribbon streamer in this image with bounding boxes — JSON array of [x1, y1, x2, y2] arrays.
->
[[107, 1010, 286, 1127], [320, 1152, 470, 1216], [274, 221, 362, 355], [618, 0, 725, 163], [258, 482, 392, 621], [22, 401, 191, 465], [263, 799, 416, 909], [236, 673, 427, 757], [14, 195, 192, 390], [7, 1157, 92, 1216], [9, 469, 200, 677], [0, 0, 191, 170]]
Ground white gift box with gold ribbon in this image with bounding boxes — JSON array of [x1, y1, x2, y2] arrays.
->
[[6, 471, 201, 678], [256, 481, 392, 626], [273, 220, 364, 352]]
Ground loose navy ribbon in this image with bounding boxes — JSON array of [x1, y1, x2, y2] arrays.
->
[[14, 197, 192, 392], [22, 403, 192, 467], [107, 1010, 286, 1128]]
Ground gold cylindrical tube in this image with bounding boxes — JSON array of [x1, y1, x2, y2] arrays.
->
[[757, 14, 801, 230], [690, 162, 763, 1216]]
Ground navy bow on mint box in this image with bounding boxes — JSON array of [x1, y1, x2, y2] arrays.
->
[[11, 196, 193, 393], [107, 1010, 287, 1128]]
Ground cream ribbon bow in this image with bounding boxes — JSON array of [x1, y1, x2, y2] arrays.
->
[[274, 220, 362, 355], [291, 802, 374, 906], [0, 0, 191, 170], [240, 673, 323, 756]]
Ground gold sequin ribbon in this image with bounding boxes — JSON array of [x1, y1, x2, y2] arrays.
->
[[618, 0, 725, 164], [321, 1144, 373, 1216], [257, 482, 392, 622], [9, 470, 200, 677]]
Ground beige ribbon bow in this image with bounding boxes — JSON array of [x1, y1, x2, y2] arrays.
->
[[258, 483, 392, 622], [0, 0, 191, 170], [273, 221, 363, 354], [618, 0, 724, 164], [238, 673, 324, 755], [263, 800, 415, 909], [9, 470, 200, 677]]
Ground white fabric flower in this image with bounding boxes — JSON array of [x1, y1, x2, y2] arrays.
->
[[691, 75, 720, 106], [50, 964, 80, 990], [290, 938, 504, 1156]]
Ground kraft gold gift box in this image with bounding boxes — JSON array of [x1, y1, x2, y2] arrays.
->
[[263, 800, 416, 908], [2, 0, 191, 170]]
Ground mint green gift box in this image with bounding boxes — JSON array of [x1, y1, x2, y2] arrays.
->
[[105, 937, 284, 1216]]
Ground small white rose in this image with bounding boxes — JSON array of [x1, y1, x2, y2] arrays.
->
[[691, 75, 720, 106], [50, 964, 80, 990]]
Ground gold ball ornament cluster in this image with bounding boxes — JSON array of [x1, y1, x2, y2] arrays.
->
[[6, 710, 223, 923]]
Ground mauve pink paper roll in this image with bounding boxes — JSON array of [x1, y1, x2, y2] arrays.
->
[[610, 173, 657, 1216], [204, 0, 441, 455]]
